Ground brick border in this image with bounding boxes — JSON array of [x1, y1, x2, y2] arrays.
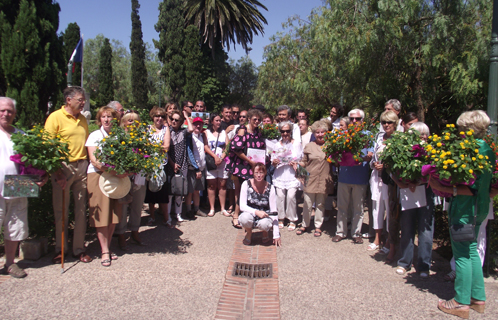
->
[[0, 274, 10, 285], [214, 229, 280, 320]]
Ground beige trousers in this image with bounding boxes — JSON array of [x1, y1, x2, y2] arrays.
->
[[302, 192, 326, 229], [51, 160, 88, 255]]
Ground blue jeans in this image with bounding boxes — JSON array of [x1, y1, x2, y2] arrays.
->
[[397, 188, 434, 272]]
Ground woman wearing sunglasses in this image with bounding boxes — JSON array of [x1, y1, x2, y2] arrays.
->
[[271, 121, 303, 231], [368, 111, 398, 253], [144, 106, 171, 226]]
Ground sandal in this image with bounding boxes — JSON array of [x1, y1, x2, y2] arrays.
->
[[232, 218, 242, 229], [110, 252, 118, 261], [379, 246, 390, 255], [296, 227, 307, 235], [288, 222, 296, 231], [314, 229, 322, 237], [352, 237, 363, 244], [444, 270, 456, 282], [101, 252, 111, 267], [278, 221, 284, 229], [243, 238, 251, 245], [208, 210, 215, 217], [367, 243, 379, 251], [221, 210, 231, 217], [226, 206, 234, 215], [147, 217, 156, 226], [332, 235, 345, 242], [438, 299, 469, 319], [470, 298, 485, 313]]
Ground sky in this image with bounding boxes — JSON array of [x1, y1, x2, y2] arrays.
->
[[56, 0, 326, 67]]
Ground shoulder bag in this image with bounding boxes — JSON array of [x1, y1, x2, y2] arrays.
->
[[205, 130, 220, 171], [449, 198, 477, 242]]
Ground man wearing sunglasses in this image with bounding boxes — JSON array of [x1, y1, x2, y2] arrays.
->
[[332, 109, 373, 245]]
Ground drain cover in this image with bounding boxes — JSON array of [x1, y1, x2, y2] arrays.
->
[[232, 262, 273, 279]]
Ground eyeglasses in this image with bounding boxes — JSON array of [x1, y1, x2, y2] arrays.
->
[[72, 97, 86, 103], [195, 105, 203, 108], [349, 117, 362, 121], [280, 129, 291, 133], [381, 121, 395, 125], [232, 111, 239, 114], [124, 110, 136, 114], [239, 115, 247, 118], [171, 118, 181, 122], [154, 115, 166, 119], [251, 118, 261, 122]]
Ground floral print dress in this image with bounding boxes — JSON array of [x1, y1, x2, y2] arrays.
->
[[225, 125, 266, 180]]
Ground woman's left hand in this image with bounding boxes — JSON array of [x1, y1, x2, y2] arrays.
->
[[428, 177, 445, 192], [273, 237, 282, 247], [36, 173, 49, 187], [255, 210, 268, 219]]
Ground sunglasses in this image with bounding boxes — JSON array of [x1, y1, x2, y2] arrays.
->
[[381, 121, 395, 125], [251, 118, 261, 122], [154, 115, 166, 119], [171, 118, 181, 122], [280, 130, 291, 133], [239, 115, 247, 118], [195, 105, 203, 108], [349, 117, 362, 121]]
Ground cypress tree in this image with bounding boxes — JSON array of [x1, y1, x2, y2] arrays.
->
[[183, 25, 203, 102], [98, 38, 114, 106], [0, 0, 65, 127], [130, 0, 148, 108], [154, 0, 185, 102], [63, 22, 81, 87]]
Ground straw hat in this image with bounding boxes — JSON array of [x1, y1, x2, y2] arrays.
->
[[99, 172, 131, 199]]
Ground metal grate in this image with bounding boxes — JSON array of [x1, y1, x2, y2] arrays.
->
[[232, 262, 273, 279]]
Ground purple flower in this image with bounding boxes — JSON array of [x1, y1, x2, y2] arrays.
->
[[412, 144, 427, 158], [10, 154, 46, 176]]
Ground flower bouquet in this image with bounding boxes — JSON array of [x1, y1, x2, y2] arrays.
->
[[10, 124, 70, 178], [380, 129, 430, 183], [261, 123, 281, 140], [323, 123, 373, 166], [96, 121, 164, 179], [422, 124, 492, 197]]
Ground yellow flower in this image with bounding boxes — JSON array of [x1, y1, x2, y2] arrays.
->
[[443, 165, 448, 170], [121, 141, 125, 145], [472, 157, 476, 161], [437, 143, 442, 147], [454, 164, 458, 168], [445, 136, 449, 140], [111, 151, 114, 155], [461, 164, 466, 168], [431, 155, 435, 158], [479, 155, 484, 159], [435, 158, 439, 162], [475, 149, 479, 153], [466, 131, 473, 136], [443, 160, 448, 165], [451, 124, 455, 128], [469, 169, 473, 174], [460, 132, 465, 135], [479, 165, 483, 169], [431, 149, 436, 154], [485, 156, 489, 159], [445, 132, 450, 136], [446, 124, 451, 128], [428, 135, 432, 140]]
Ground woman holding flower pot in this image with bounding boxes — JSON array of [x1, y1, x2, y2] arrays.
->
[[144, 106, 171, 226], [271, 121, 303, 231], [429, 111, 494, 318], [86, 106, 129, 267], [368, 110, 399, 251]]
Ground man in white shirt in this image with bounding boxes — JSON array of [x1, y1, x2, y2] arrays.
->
[[327, 103, 344, 131], [277, 105, 301, 144], [0, 97, 47, 278]]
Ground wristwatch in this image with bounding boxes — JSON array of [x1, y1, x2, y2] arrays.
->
[[453, 186, 457, 197]]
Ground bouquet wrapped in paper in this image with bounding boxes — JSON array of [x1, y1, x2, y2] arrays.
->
[[323, 123, 373, 166], [270, 141, 303, 168], [96, 121, 164, 179]]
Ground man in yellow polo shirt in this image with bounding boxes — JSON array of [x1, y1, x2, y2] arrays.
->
[[44, 86, 92, 264]]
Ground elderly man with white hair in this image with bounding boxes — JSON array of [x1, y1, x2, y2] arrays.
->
[[332, 108, 373, 244], [0, 97, 47, 277]]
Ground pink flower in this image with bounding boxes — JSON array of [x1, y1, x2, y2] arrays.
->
[[234, 168, 239, 174], [241, 168, 247, 175]]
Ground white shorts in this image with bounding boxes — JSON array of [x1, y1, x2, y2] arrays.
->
[[0, 197, 29, 241], [206, 163, 229, 180]]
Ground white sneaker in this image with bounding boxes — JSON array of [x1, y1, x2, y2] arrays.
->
[[176, 213, 184, 222], [362, 232, 374, 239]]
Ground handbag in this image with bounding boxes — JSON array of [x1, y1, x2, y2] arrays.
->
[[170, 172, 188, 196], [148, 168, 166, 192], [205, 130, 220, 171], [449, 198, 477, 242]]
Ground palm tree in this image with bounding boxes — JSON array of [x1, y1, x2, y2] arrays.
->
[[184, 0, 268, 55]]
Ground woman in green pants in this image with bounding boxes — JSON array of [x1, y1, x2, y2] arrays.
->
[[429, 110, 494, 319]]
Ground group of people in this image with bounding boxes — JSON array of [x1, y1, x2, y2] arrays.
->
[[0, 88, 494, 318]]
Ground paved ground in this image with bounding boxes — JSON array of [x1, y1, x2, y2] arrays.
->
[[0, 205, 497, 319]]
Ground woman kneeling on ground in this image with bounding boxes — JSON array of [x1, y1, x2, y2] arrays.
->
[[238, 163, 282, 247]]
